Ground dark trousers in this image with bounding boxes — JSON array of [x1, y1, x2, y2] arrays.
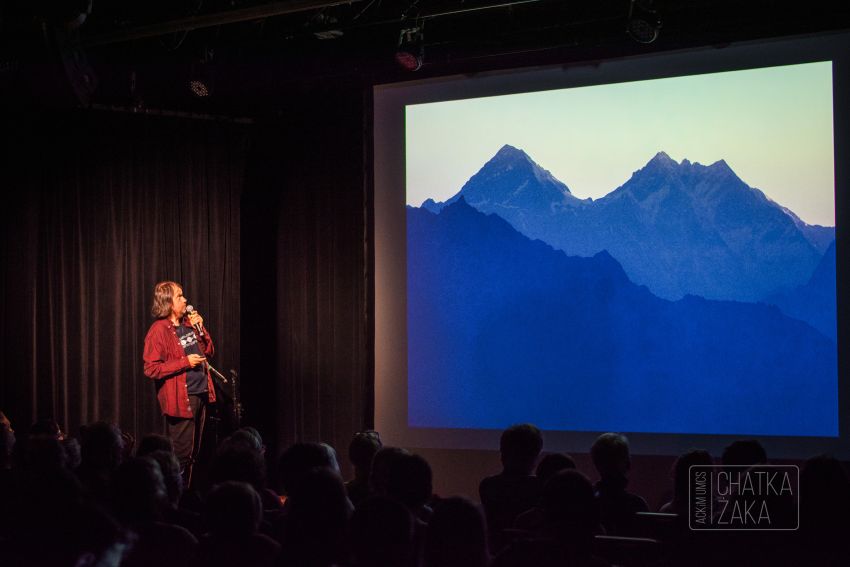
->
[[166, 393, 207, 488]]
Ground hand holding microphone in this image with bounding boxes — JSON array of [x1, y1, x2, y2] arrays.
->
[[184, 303, 225, 382], [186, 305, 205, 336], [185, 305, 207, 368]]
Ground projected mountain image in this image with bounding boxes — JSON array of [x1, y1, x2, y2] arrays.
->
[[423, 145, 834, 303], [408, 147, 838, 437]]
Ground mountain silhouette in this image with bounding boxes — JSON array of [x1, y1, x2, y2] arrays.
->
[[424, 147, 831, 302], [781, 205, 835, 254], [407, 199, 837, 436], [766, 240, 837, 340]]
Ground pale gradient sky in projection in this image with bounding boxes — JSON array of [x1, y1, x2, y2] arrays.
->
[[406, 61, 835, 226]]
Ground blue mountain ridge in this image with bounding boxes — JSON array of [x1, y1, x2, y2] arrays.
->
[[781, 205, 835, 254], [407, 198, 837, 436], [766, 240, 837, 341], [423, 145, 834, 303]]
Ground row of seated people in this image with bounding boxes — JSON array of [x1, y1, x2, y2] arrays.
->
[[1, 411, 849, 567]]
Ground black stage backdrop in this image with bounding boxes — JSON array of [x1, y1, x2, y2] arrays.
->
[[1, 84, 372, 467], [0, 109, 246, 443], [242, 84, 373, 463]]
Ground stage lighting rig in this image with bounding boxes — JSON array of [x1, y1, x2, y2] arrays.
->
[[626, 0, 662, 44], [395, 25, 424, 71]]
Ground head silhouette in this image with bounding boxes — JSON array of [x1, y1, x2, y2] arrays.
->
[[277, 441, 340, 495], [535, 452, 576, 484], [541, 469, 598, 541], [500, 424, 543, 475], [721, 440, 767, 467], [349, 430, 383, 478], [206, 481, 263, 538], [591, 432, 631, 479]]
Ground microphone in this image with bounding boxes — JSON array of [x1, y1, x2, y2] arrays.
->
[[186, 304, 205, 336], [185, 304, 224, 383]]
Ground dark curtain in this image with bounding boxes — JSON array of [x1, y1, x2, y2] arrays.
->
[[1, 86, 374, 466], [0, 109, 247, 441], [242, 83, 373, 464]]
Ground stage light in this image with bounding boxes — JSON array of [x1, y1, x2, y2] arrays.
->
[[189, 79, 210, 97], [395, 26, 424, 71], [626, 0, 662, 44], [188, 48, 214, 98], [314, 30, 344, 40]]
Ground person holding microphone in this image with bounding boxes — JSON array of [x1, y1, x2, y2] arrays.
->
[[143, 280, 215, 487]]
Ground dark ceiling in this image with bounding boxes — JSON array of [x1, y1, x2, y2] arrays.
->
[[2, 1, 849, 116]]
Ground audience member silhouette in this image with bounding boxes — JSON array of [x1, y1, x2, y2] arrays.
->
[[21, 433, 68, 472], [721, 439, 767, 467], [63, 435, 82, 471], [29, 418, 65, 439], [717, 439, 769, 523], [60, 501, 131, 567], [370, 447, 410, 498], [77, 421, 125, 506], [590, 432, 648, 536], [199, 480, 281, 567], [110, 457, 198, 567], [27, 418, 82, 473], [347, 429, 383, 506], [536, 452, 576, 484], [541, 470, 601, 541], [209, 433, 281, 514], [479, 423, 544, 553], [494, 470, 607, 567], [371, 449, 434, 565], [2, 435, 86, 565], [241, 426, 265, 448], [136, 433, 174, 457], [659, 449, 713, 514], [718, 442, 800, 567], [276, 467, 353, 567], [277, 441, 341, 499], [146, 449, 204, 536], [350, 495, 414, 567], [384, 451, 434, 522], [6, 498, 130, 567], [514, 452, 577, 532], [145, 450, 183, 507], [424, 497, 489, 567], [542, 470, 607, 566], [653, 449, 713, 566], [222, 427, 266, 454], [9, 413, 849, 567]]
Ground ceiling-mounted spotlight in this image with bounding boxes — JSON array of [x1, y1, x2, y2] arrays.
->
[[314, 30, 344, 40], [188, 48, 214, 98], [626, 0, 662, 44], [395, 26, 424, 72], [311, 10, 344, 40], [189, 78, 209, 98]]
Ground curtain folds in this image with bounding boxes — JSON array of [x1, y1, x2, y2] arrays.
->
[[1, 93, 372, 464], [242, 85, 373, 459], [1, 110, 246, 440]]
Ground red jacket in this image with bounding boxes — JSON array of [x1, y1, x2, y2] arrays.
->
[[143, 317, 216, 418]]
